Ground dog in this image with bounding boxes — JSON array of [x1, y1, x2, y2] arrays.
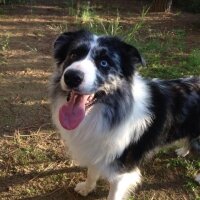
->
[[49, 29, 200, 200]]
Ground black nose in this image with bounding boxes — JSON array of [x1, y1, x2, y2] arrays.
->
[[64, 70, 84, 89]]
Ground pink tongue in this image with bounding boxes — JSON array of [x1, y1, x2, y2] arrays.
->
[[59, 93, 89, 130]]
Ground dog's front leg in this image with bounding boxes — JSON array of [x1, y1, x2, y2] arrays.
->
[[107, 168, 141, 200], [75, 166, 100, 196]]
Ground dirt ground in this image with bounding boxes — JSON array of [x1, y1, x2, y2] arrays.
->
[[0, 0, 199, 199]]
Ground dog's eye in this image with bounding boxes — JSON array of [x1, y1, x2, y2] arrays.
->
[[69, 53, 77, 60], [100, 60, 108, 68]]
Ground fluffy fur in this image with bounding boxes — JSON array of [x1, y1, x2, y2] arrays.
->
[[49, 30, 200, 200]]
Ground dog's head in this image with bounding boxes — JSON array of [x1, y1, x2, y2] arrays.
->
[[52, 30, 144, 130]]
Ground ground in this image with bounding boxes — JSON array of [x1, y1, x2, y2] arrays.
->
[[0, 0, 200, 199]]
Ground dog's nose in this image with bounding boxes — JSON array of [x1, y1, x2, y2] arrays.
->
[[64, 70, 84, 88]]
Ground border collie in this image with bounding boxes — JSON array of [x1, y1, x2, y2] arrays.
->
[[49, 30, 200, 200]]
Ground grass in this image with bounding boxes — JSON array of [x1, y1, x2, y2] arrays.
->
[[0, 0, 199, 199], [65, 4, 200, 79], [0, 34, 10, 52], [0, 131, 74, 199], [187, 49, 200, 68], [0, 34, 10, 65], [159, 150, 200, 199], [78, 6, 149, 39]]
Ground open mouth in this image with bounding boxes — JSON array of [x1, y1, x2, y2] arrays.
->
[[66, 91, 96, 109], [59, 91, 102, 131]]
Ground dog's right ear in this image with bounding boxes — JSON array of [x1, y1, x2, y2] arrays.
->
[[53, 32, 75, 65], [53, 29, 91, 64]]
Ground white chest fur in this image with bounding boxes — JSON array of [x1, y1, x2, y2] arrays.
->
[[52, 76, 152, 174]]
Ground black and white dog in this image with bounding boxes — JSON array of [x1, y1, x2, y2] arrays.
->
[[50, 30, 200, 200]]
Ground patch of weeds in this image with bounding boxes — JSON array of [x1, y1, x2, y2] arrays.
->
[[142, 39, 163, 53], [140, 64, 188, 79], [125, 7, 149, 42], [25, 44, 37, 53], [167, 157, 190, 168], [10, 133, 50, 165], [66, 0, 97, 23], [172, 29, 186, 51], [153, 147, 200, 199], [79, 1, 94, 23], [55, 2, 149, 46], [166, 156, 200, 198], [32, 30, 45, 37], [0, 130, 76, 199], [136, 29, 189, 78], [99, 6, 148, 40], [47, 23, 68, 33], [141, 29, 186, 62], [0, 34, 10, 65], [185, 49, 200, 74], [188, 49, 200, 66], [61, 1, 149, 40], [0, 34, 10, 52], [20, 42, 37, 53], [48, 3, 192, 81], [7, 132, 61, 163], [60, 4, 191, 80], [96, 13, 122, 36], [0, 7, 5, 15], [173, 29, 186, 39], [64, 0, 77, 16], [14, 146, 48, 165], [80, 6, 149, 40], [175, 49, 200, 76], [185, 178, 200, 200]]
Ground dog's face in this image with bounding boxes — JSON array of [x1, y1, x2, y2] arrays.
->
[[54, 30, 143, 93], [52, 30, 144, 130]]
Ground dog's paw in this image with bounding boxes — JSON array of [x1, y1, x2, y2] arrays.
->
[[74, 182, 95, 196], [175, 147, 189, 157], [195, 174, 200, 184]]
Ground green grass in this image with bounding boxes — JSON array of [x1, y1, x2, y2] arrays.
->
[[156, 149, 200, 199], [0, 34, 10, 52], [187, 49, 200, 68], [173, 158, 200, 200], [58, 3, 200, 79], [0, 34, 10, 65], [78, 6, 149, 39]]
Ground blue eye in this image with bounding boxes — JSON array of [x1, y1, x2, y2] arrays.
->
[[100, 60, 108, 68]]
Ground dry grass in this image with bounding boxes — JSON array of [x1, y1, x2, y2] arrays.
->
[[0, 0, 199, 199]]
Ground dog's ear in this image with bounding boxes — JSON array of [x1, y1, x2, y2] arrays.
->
[[120, 42, 145, 79], [53, 32, 75, 64], [124, 43, 146, 67], [53, 29, 92, 65]]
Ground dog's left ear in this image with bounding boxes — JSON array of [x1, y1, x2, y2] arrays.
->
[[120, 42, 146, 79], [124, 43, 146, 67]]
